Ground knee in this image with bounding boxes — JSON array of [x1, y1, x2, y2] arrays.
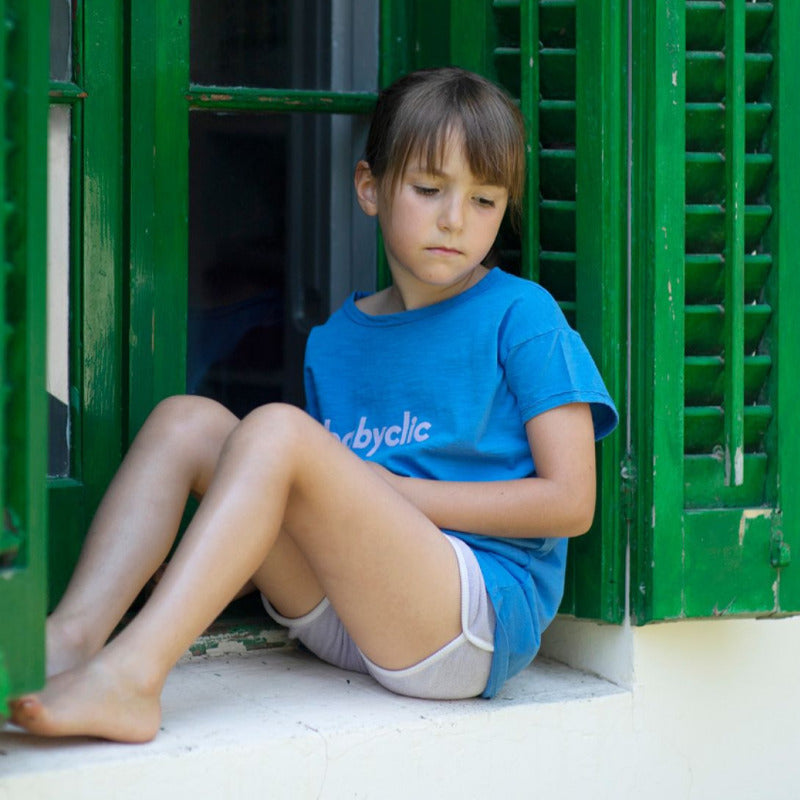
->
[[143, 395, 238, 452], [227, 403, 313, 457]]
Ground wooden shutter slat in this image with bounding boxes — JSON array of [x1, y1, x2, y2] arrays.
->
[[685, 152, 772, 204], [686, 2, 774, 52], [685, 253, 772, 304], [539, 199, 575, 251], [684, 405, 771, 454], [539, 99, 575, 147], [539, 150, 575, 200], [684, 304, 771, 355], [686, 102, 771, 151], [539, 48, 576, 100], [538, 251, 575, 303], [685, 204, 771, 253], [539, 0, 574, 47], [685, 51, 773, 103], [684, 354, 771, 405]]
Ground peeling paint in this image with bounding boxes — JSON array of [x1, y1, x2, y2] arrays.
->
[[738, 508, 772, 547], [734, 446, 744, 486], [672, 70, 678, 87]]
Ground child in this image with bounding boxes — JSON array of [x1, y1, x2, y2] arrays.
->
[[9, 67, 617, 742]]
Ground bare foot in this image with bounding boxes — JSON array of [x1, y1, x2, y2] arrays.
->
[[9, 656, 162, 743]]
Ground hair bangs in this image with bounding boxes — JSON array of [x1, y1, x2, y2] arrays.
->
[[366, 68, 526, 225]]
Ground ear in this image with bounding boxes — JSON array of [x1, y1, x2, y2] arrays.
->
[[354, 160, 380, 217]]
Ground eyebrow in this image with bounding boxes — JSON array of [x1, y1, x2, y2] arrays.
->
[[404, 165, 507, 190]]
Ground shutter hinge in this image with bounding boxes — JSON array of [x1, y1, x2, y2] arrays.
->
[[0, 508, 22, 568], [620, 450, 638, 524], [770, 515, 790, 568]]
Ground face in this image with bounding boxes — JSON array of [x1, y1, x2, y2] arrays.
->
[[355, 133, 509, 309]]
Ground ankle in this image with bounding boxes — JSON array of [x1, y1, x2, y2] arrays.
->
[[46, 614, 98, 676], [98, 638, 169, 698]]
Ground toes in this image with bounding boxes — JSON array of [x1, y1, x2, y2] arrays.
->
[[9, 695, 45, 728]]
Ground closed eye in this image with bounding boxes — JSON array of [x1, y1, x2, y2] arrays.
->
[[475, 196, 496, 208], [413, 185, 439, 197]]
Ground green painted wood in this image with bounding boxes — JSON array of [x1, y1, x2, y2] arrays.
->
[[763, 0, 800, 611], [723, 0, 747, 487], [684, 253, 771, 304], [684, 454, 767, 510], [187, 86, 376, 115], [686, 101, 771, 152], [519, 0, 539, 283], [629, 0, 686, 623], [565, 0, 626, 622], [0, 0, 49, 706], [449, 0, 492, 75], [46, 3, 126, 607], [629, 0, 800, 620], [128, 0, 190, 437], [683, 508, 778, 616], [48, 80, 87, 102], [379, 0, 413, 86]]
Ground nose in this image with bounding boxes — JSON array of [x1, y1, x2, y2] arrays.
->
[[437, 193, 464, 232]]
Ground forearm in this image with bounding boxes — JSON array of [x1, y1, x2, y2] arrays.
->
[[384, 474, 595, 539]]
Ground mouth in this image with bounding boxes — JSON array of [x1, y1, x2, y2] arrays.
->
[[426, 246, 462, 256]]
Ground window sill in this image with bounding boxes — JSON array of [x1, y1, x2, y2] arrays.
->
[[1, 639, 630, 799]]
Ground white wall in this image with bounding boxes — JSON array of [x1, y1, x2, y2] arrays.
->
[[541, 614, 800, 799]]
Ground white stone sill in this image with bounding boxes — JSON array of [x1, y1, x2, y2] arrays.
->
[[0, 643, 630, 800]]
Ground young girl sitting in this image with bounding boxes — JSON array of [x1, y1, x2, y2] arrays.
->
[[9, 67, 617, 742]]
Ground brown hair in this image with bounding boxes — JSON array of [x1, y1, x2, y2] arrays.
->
[[364, 67, 526, 227]]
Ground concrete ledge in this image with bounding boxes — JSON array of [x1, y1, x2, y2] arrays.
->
[[1, 646, 631, 800]]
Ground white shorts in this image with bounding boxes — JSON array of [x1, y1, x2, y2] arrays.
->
[[261, 534, 495, 700]]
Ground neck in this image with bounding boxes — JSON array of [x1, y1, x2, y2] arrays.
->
[[390, 266, 489, 312]]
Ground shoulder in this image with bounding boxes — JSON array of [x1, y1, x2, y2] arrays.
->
[[487, 270, 570, 344], [305, 301, 355, 359]]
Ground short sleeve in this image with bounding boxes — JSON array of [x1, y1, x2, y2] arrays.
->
[[504, 326, 618, 440], [303, 330, 322, 422]]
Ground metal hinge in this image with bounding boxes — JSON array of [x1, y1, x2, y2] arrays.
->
[[0, 508, 22, 568], [620, 450, 638, 524]]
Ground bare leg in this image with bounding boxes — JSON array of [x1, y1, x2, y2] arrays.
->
[[46, 396, 240, 676], [11, 404, 460, 741]]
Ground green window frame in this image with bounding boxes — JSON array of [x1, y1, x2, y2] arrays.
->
[[5, 3, 800, 710], [46, 2, 126, 605]]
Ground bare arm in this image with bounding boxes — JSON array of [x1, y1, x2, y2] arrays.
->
[[370, 403, 597, 539]]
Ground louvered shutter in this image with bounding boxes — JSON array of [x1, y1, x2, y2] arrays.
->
[[631, 0, 800, 622], [483, 0, 627, 621], [0, 0, 49, 706], [403, 0, 627, 621]]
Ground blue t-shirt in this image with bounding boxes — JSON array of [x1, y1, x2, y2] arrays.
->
[[303, 267, 618, 697]]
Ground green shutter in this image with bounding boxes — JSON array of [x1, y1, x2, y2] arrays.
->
[[442, 1, 627, 621], [423, 1, 800, 623], [0, 0, 49, 707], [631, 0, 800, 622]]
